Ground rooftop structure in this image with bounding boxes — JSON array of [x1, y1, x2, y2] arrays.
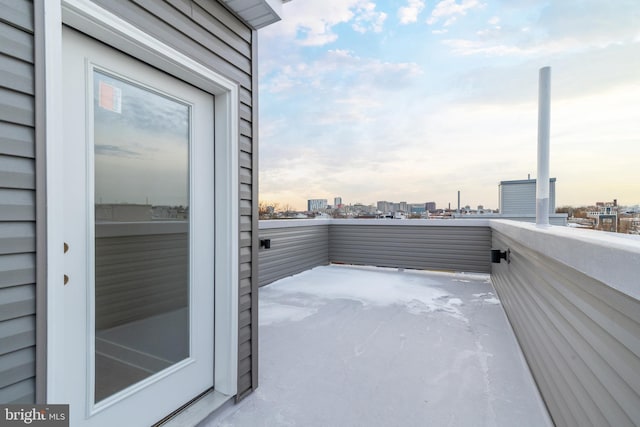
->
[[499, 178, 556, 215]]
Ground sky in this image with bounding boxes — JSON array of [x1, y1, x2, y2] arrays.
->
[[94, 71, 189, 206], [257, 0, 640, 211]]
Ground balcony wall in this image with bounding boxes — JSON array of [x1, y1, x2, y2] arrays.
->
[[258, 219, 491, 287], [95, 222, 189, 330], [258, 221, 330, 287], [491, 221, 640, 427], [329, 220, 491, 273], [258, 218, 640, 427]]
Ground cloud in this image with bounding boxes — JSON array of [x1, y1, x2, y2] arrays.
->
[[261, 81, 640, 210], [398, 0, 425, 25], [537, 0, 640, 43], [258, 0, 640, 210], [440, 0, 640, 58], [427, 0, 486, 25], [442, 41, 640, 108], [262, 49, 423, 96], [260, 0, 387, 47], [352, 2, 387, 33]]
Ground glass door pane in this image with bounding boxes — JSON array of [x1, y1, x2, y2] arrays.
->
[[92, 70, 191, 403]]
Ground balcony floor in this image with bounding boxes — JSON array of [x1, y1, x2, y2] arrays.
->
[[205, 264, 552, 427]]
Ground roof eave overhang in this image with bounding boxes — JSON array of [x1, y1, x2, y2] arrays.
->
[[221, 0, 285, 30]]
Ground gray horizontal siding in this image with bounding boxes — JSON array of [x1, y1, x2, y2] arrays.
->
[[0, 348, 34, 391], [0, 87, 34, 126], [258, 222, 492, 287], [0, 53, 33, 95], [492, 230, 640, 427], [0, 21, 34, 63], [0, 378, 34, 404], [0, 122, 35, 158], [93, 0, 252, 89], [0, 284, 34, 321], [0, 0, 35, 405], [0, 222, 35, 253], [0, 316, 35, 363], [258, 225, 330, 286], [0, 254, 35, 288], [330, 224, 491, 274], [0, 0, 34, 33]]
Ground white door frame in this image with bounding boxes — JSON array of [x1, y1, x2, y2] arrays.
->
[[44, 0, 239, 404]]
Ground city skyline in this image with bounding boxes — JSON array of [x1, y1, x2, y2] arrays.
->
[[258, 0, 640, 212]]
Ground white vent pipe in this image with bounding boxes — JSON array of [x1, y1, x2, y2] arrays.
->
[[536, 66, 551, 226]]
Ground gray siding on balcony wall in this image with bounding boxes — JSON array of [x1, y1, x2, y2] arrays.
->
[[492, 230, 640, 427], [258, 224, 329, 286], [329, 223, 491, 274], [0, 0, 36, 404], [90, 0, 258, 400]]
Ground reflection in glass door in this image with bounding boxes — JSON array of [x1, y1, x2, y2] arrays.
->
[[92, 70, 191, 403]]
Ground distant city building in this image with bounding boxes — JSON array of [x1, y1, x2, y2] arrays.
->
[[588, 200, 618, 232], [425, 202, 436, 212], [377, 201, 392, 213], [499, 178, 556, 214], [307, 199, 328, 211], [377, 201, 410, 213], [334, 197, 342, 208], [410, 204, 426, 214], [352, 203, 375, 215]]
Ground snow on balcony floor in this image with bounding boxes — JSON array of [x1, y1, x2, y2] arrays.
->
[[205, 264, 552, 427]]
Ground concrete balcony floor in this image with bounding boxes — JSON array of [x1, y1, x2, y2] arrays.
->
[[206, 264, 552, 427]]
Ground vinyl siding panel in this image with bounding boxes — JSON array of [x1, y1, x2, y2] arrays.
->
[[0, 284, 35, 322], [258, 222, 491, 287], [0, 87, 34, 126], [88, 0, 257, 400], [0, 222, 35, 254], [258, 225, 330, 286], [492, 230, 640, 427], [0, 348, 35, 390], [0, 0, 34, 33], [0, 53, 34, 95], [0, 155, 35, 189], [0, 254, 35, 289], [0, 378, 34, 404], [0, 0, 35, 404], [92, 0, 251, 89], [0, 122, 35, 158], [0, 21, 34, 63], [330, 224, 491, 274], [0, 190, 35, 221]]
